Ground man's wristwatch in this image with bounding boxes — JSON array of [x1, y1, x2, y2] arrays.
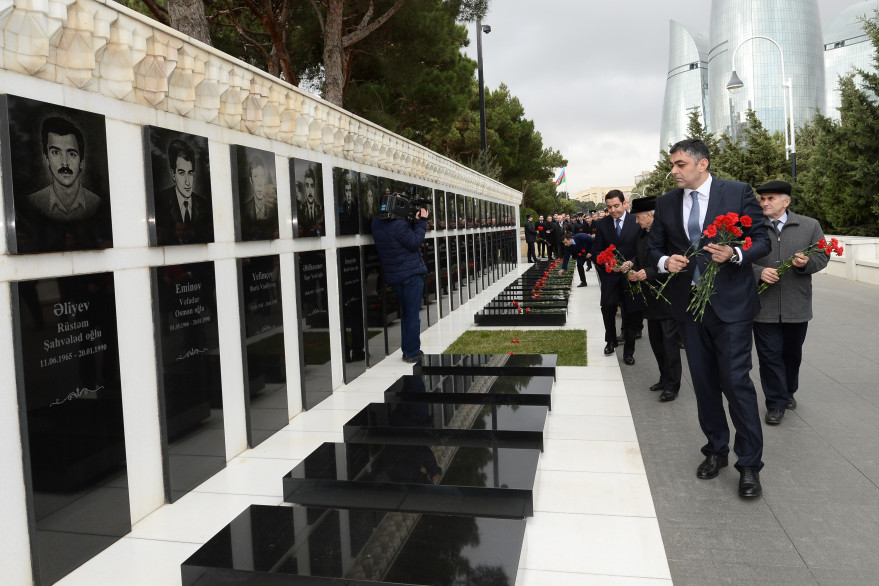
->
[[729, 247, 740, 263]]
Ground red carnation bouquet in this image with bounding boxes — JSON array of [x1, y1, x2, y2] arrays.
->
[[757, 237, 844, 294], [688, 213, 753, 320], [595, 244, 645, 298]]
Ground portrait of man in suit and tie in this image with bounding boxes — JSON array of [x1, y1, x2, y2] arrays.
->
[[335, 167, 360, 236], [360, 174, 379, 234], [292, 158, 325, 238], [147, 127, 214, 246], [3, 95, 113, 254], [234, 146, 278, 242]]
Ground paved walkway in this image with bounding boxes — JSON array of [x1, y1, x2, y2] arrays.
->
[[617, 272, 879, 585]]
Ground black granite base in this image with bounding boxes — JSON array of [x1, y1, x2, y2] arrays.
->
[[342, 401, 547, 450], [413, 353, 557, 380], [181, 505, 525, 585], [283, 442, 538, 518], [474, 309, 566, 326], [383, 374, 553, 409]]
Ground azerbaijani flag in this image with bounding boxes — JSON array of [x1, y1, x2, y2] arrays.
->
[[554, 167, 566, 187]]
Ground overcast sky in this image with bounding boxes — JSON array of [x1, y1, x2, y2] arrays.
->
[[462, 0, 850, 194]]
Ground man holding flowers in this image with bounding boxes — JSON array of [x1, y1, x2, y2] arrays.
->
[[648, 139, 770, 498], [751, 181, 830, 425]]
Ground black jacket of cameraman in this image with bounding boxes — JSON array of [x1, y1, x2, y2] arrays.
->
[[371, 216, 428, 285]]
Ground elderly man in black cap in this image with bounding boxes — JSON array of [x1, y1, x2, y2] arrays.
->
[[751, 180, 828, 425], [628, 196, 682, 401]]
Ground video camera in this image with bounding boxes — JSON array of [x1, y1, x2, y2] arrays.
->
[[379, 187, 432, 222]]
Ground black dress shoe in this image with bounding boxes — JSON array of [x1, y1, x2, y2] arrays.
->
[[738, 469, 762, 498], [765, 408, 784, 425], [659, 389, 678, 402], [603, 343, 615, 355], [623, 355, 635, 366], [635, 331, 642, 340], [696, 454, 728, 479], [649, 382, 664, 392], [402, 351, 424, 363], [786, 397, 797, 410], [577, 282, 588, 287]]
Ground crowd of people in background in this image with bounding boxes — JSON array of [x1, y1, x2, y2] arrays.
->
[[525, 139, 829, 500]]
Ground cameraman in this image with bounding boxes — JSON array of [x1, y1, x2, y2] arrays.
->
[[372, 200, 429, 363]]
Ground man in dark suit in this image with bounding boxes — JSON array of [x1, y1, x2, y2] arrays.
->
[[629, 196, 682, 402], [537, 214, 550, 258], [297, 165, 324, 237], [592, 189, 642, 365], [524, 213, 538, 262], [647, 139, 771, 498], [156, 139, 213, 245], [558, 231, 594, 287]]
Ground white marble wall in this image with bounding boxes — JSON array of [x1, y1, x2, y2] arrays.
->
[[0, 1, 521, 583]]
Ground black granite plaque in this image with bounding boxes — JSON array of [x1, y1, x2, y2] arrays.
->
[[446, 192, 457, 230], [12, 273, 130, 585], [414, 353, 558, 380], [446, 236, 460, 310], [181, 505, 526, 585], [457, 235, 470, 302], [465, 197, 474, 229], [421, 238, 436, 330], [466, 234, 480, 294], [334, 168, 360, 236], [153, 262, 225, 501], [385, 374, 554, 409], [343, 401, 548, 451], [338, 247, 366, 382], [362, 245, 388, 365], [232, 145, 278, 241], [296, 251, 333, 409], [474, 308, 567, 327], [455, 193, 467, 229], [144, 126, 214, 246], [1, 95, 113, 254], [239, 255, 287, 448], [283, 442, 539, 518], [359, 173, 379, 234], [436, 237, 448, 317], [434, 189, 446, 230], [291, 157, 325, 238]]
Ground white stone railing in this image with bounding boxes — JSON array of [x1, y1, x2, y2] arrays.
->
[[0, 0, 521, 204], [824, 236, 879, 286]]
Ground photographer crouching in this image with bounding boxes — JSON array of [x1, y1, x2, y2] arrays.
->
[[372, 191, 430, 363]]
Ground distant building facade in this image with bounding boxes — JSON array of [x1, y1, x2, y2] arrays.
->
[[660, 0, 873, 149]]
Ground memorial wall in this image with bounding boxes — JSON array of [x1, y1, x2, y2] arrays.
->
[[0, 1, 521, 584]]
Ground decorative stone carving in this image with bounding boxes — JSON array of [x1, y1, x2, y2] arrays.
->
[[3, 0, 75, 76], [167, 43, 206, 116]]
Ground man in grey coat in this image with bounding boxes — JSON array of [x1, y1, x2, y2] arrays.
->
[[752, 181, 829, 425]]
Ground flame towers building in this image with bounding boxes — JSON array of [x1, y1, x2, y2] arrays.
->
[[659, 21, 710, 151], [824, 1, 879, 120], [660, 0, 827, 149]]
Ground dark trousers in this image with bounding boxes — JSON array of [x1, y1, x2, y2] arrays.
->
[[753, 321, 809, 410], [679, 306, 763, 471], [526, 240, 537, 262], [647, 318, 682, 392], [576, 256, 588, 284], [391, 275, 424, 359], [537, 240, 547, 257], [601, 304, 641, 357]]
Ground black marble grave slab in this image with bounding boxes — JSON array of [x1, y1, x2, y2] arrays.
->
[[384, 374, 553, 409], [343, 401, 547, 450], [474, 308, 566, 327], [283, 442, 538, 518], [181, 505, 525, 585], [413, 353, 558, 379]]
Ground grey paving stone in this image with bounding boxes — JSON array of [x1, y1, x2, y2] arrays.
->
[[668, 560, 817, 586]]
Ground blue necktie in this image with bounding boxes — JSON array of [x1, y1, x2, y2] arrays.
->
[[615, 218, 622, 237], [688, 191, 701, 283]]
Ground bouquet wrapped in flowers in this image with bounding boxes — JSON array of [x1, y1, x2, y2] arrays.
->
[[688, 213, 753, 320], [757, 237, 844, 294]]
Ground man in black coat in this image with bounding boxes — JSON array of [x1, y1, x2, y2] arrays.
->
[[628, 196, 681, 402], [592, 190, 642, 364], [647, 139, 771, 498], [524, 213, 538, 262]]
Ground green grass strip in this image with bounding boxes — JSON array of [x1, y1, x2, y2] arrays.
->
[[444, 329, 587, 366]]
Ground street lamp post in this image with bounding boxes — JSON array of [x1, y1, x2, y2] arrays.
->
[[726, 35, 797, 182], [476, 20, 491, 154]]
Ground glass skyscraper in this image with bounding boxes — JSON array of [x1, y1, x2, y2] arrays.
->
[[660, 0, 830, 149], [660, 21, 710, 151], [824, 1, 879, 120]]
